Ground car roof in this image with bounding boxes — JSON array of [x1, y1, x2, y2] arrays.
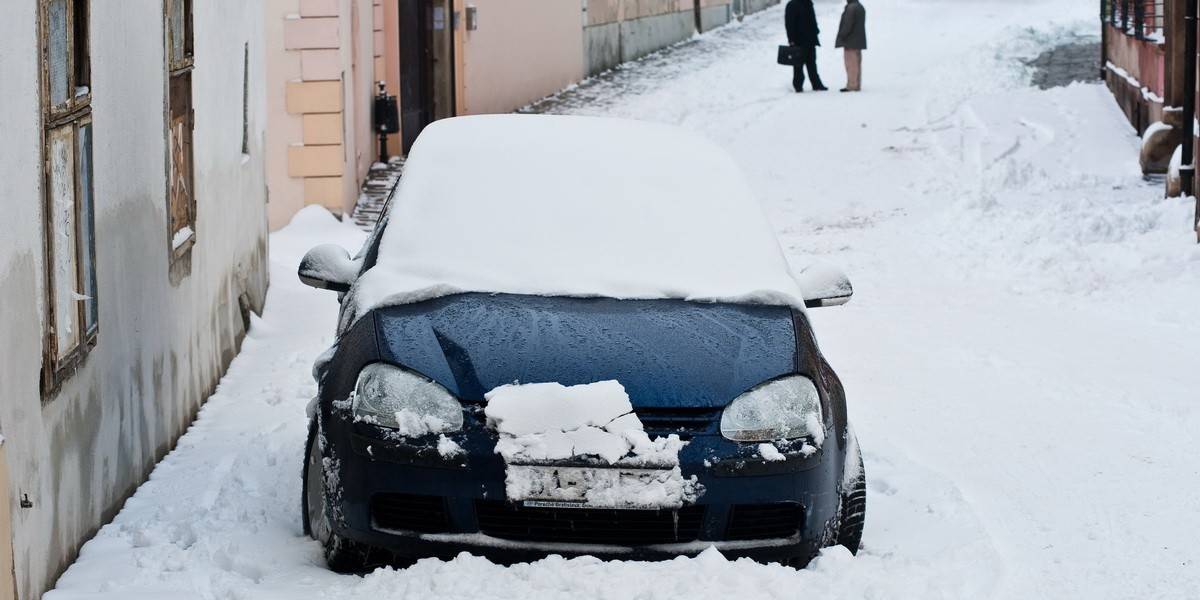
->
[[347, 114, 806, 324]]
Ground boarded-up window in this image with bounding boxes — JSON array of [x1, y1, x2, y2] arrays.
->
[[48, 125, 80, 360], [166, 0, 195, 261], [40, 0, 97, 396]]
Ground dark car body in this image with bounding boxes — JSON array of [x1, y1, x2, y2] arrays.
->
[[307, 290, 854, 566], [300, 115, 864, 571]]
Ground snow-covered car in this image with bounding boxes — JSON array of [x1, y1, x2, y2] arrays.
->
[[298, 115, 865, 571]]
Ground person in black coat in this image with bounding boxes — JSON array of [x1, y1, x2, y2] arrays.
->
[[784, 0, 826, 92]]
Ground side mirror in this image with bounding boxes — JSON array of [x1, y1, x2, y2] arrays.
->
[[796, 264, 853, 308], [298, 244, 359, 292]]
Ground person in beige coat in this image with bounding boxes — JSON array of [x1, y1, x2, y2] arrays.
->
[[835, 0, 867, 92]]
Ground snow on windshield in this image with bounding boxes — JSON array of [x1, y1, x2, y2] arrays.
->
[[348, 115, 806, 322]]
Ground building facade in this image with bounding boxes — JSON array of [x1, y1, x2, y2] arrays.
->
[[1102, 0, 1200, 238], [265, 0, 381, 229], [1101, 1, 1196, 180], [0, 1, 269, 598], [267, 0, 781, 229]]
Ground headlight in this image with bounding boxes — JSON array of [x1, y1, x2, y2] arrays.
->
[[352, 363, 463, 436], [720, 375, 824, 444]]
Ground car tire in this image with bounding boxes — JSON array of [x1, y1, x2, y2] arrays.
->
[[303, 419, 370, 573], [836, 434, 866, 555]]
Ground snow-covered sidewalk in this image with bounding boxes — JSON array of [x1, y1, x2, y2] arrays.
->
[[48, 1, 1200, 599]]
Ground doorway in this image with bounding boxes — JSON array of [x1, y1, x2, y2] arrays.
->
[[397, 0, 456, 154]]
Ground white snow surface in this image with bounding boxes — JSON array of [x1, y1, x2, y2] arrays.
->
[[47, 2, 1200, 599], [348, 113, 809, 322]]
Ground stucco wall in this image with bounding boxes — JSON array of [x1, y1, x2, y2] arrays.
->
[[742, 0, 779, 16], [266, 0, 377, 229], [459, 0, 586, 115], [583, 0, 734, 77], [0, 1, 268, 598], [381, 0, 403, 158], [266, 0, 307, 229], [346, 0, 377, 215]]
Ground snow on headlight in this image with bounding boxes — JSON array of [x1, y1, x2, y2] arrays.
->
[[351, 363, 464, 436], [720, 376, 824, 444]]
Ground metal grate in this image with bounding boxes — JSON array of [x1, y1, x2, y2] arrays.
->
[[725, 502, 804, 541], [1104, 0, 1164, 41], [635, 407, 720, 439], [476, 501, 705, 545], [370, 493, 452, 533]]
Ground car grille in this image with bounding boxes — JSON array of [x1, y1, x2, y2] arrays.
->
[[725, 502, 803, 540], [371, 493, 452, 533], [475, 501, 705, 545], [635, 407, 720, 439]]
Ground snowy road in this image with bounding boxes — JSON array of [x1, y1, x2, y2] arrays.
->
[[49, 1, 1200, 599]]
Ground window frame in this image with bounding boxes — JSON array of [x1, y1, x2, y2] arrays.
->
[[38, 0, 98, 399], [164, 0, 196, 269]]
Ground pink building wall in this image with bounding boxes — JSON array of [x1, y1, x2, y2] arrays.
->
[[1104, 23, 1166, 133], [266, 0, 377, 230], [456, 0, 587, 116]]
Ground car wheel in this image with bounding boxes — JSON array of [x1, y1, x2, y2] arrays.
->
[[303, 419, 370, 573], [836, 434, 866, 555]]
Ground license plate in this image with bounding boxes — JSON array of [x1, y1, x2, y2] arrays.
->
[[506, 465, 684, 510]]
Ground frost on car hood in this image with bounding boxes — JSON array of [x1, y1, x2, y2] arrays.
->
[[346, 114, 807, 324]]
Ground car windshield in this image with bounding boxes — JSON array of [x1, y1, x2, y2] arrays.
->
[[344, 115, 807, 327]]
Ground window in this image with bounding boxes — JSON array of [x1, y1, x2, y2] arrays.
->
[[166, 0, 195, 262], [40, 0, 97, 396], [241, 42, 250, 156]]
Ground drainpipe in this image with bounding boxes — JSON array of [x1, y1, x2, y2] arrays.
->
[[1182, 0, 1198, 240], [1101, 0, 1109, 81]]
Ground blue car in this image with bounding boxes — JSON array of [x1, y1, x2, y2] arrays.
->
[[298, 115, 865, 571]]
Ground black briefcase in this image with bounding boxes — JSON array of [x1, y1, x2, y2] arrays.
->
[[778, 45, 806, 66]]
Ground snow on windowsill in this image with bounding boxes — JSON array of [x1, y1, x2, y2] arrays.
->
[[1105, 61, 1164, 104]]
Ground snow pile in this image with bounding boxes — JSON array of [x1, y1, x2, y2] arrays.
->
[[757, 443, 786, 462], [436, 435, 464, 458], [348, 114, 808, 323], [484, 381, 698, 508]]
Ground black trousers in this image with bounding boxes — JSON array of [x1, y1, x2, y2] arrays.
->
[[792, 46, 825, 91]]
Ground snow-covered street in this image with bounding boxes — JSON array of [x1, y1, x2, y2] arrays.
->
[[47, 1, 1200, 598]]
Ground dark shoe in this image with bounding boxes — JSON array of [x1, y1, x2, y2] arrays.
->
[[813, 85, 829, 91], [794, 88, 804, 93], [840, 88, 851, 92]]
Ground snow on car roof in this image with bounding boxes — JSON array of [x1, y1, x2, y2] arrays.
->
[[350, 114, 805, 320]]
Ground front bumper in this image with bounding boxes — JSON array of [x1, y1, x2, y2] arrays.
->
[[322, 412, 843, 565]]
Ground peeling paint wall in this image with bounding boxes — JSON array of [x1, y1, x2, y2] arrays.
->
[[0, 2, 269, 599]]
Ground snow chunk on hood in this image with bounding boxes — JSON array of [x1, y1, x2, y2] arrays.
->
[[347, 115, 807, 323], [484, 380, 700, 508], [484, 381, 684, 467]]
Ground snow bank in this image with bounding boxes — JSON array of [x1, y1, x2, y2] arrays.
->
[[348, 115, 807, 322], [484, 381, 698, 508]]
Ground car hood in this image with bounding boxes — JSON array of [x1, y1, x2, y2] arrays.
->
[[373, 293, 798, 408]]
